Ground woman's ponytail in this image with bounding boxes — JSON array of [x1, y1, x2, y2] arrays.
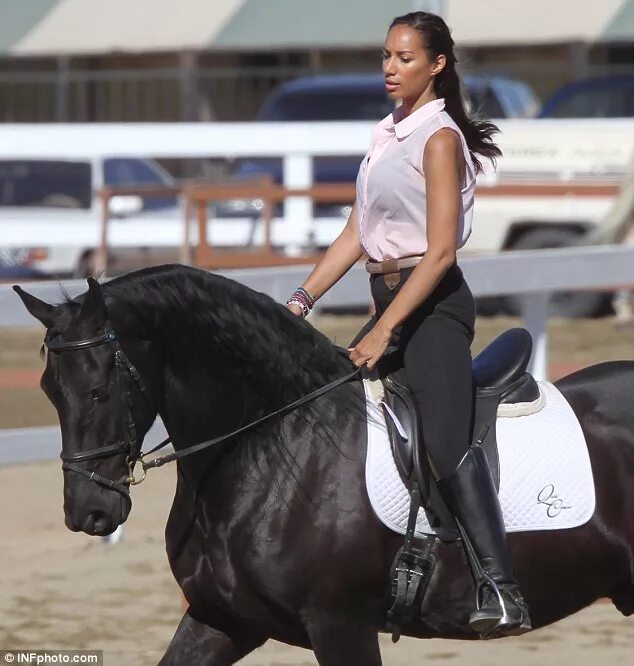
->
[[390, 12, 502, 173]]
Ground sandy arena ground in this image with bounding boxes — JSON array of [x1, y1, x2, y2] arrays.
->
[[1, 315, 633, 665]]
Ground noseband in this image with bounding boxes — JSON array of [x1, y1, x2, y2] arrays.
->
[[47, 328, 152, 496]]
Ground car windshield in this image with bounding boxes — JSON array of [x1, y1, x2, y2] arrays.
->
[[546, 82, 634, 118], [260, 89, 394, 121], [0, 160, 92, 209]]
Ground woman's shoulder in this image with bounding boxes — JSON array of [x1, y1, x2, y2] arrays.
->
[[424, 126, 462, 155], [426, 111, 463, 137]]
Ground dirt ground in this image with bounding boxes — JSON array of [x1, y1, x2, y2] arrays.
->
[[1, 316, 633, 665], [1, 459, 633, 666]]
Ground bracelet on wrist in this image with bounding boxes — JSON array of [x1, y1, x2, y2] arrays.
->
[[286, 297, 311, 318], [286, 287, 315, 318]]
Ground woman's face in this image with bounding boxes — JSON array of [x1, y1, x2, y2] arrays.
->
[[382, 25, 445, 104]]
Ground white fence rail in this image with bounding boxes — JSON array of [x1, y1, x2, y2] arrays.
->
[[1, 119, 633, 253], [3, 245, 634, 376], [2, 119, 633, 161]]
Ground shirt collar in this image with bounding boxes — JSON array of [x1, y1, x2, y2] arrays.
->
[[378, 98, 445, 140]]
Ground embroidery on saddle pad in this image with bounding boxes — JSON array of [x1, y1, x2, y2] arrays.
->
[[364, 380, 595, 536]]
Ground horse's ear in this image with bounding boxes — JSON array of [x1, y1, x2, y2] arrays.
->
[[13, 286, 55, 327], [80, 277, 107, 323]]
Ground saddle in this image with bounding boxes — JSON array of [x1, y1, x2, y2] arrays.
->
[[375, 327, 541, 541], [372, 327, 542, 638]]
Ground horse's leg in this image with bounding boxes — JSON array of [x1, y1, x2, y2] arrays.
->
[[305, 616, 382, 666], [158, 608, 267, 666]]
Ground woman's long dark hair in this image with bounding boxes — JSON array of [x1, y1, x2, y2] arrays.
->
[[390, 11, 501, 173]]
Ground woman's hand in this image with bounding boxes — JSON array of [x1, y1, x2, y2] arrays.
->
[[348, 322, 392, 370], [286, 303, 304, 317]]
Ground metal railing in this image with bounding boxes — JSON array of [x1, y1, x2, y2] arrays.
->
[[0, 65, 311, 123], [0, 62, 632, 123]]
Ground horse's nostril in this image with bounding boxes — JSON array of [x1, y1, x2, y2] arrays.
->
[[80, 511, 114, 536], [82, 513, 96, 534], [92, 511, 112, 535]]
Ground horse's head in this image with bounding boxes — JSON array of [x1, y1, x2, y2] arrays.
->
[[14, 278, 159, 536]]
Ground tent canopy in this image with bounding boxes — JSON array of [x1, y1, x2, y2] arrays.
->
[[2, 0, 633, 57]]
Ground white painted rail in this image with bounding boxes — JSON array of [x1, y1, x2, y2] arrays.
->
[[1, 119, 633, 255], [1, 119, 632, 161], [0, 419, 169, 466], [3, 245, 634, 378]]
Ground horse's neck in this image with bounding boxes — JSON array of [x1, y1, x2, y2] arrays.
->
[[159, 365, 366, 492], [158, 365, 241, 449]]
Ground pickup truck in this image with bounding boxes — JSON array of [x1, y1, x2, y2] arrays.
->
[[0, 157, 180, 277]]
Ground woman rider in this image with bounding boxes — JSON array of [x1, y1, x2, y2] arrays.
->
[[286, 11, 531, 638]]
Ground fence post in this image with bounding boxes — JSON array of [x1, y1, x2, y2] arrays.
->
[[55, 56, 70, 122], [179, 51, 198, 122], [521, 293, 549, 381], [95, 190, 110, 276], [283, 153, 313, 255]]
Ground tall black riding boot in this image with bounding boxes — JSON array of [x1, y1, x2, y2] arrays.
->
[[437, 446, 532, 638]]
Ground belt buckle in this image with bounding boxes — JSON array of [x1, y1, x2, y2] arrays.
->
[[384, 271, 400, 290], [381, 258, 399, 274]]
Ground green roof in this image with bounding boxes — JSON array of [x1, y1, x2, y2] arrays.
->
[[0, 0, 59, 55], [212, 0, 415, 49], [602, 0, 634, 42]]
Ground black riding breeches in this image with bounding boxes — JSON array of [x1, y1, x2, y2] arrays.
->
[[353, 263, 476, 480]]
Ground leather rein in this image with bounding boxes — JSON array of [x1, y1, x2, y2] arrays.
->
[[47, 327, 360, 495]]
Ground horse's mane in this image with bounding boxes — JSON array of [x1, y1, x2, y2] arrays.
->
[[57, 265, 365, 494], [98, 264, 355, 410]]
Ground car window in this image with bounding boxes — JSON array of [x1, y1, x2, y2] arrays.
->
[[0, 160, 92, 209], [499, 83, 523, 117], [546, 83, 634, 118], [468, 85, 505, 119], [104, 158, 177, 210], [509, 83, 540, 118], [260, 90, 394, 121]]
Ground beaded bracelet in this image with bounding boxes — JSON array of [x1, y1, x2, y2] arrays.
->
[[295, 287, 315, 308], [286, 287, 315, 318], [286, 298, 311, 317]]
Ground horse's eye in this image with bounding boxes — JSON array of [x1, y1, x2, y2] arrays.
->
[[91, 388, 109, 403]]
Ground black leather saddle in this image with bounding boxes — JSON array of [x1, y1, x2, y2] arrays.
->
[[376, 327, 540, 541]]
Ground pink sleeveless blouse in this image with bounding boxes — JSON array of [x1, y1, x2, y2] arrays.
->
[[356, 98, 475, 262]]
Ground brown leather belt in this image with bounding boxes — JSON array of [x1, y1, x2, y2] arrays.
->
[[365, 255, 424, 274]]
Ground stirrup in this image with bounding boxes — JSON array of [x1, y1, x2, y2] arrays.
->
[[469, 575, 532, 638]]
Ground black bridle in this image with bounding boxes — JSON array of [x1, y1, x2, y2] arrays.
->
[[47, 327, 153, 496], [47, 326, 360, 495]]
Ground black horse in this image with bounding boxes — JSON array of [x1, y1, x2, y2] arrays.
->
[[14, 265, 634, 666]]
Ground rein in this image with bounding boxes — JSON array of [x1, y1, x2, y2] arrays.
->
[[140, 364, 360, 471], [47, 327, 361, 493]]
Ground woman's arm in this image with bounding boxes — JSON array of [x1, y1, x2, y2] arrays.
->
[[349, 129, 464, 368], [288, 203, 364, 315]]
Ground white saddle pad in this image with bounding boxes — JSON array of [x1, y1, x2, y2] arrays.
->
[[365, 381, 595, 536]]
